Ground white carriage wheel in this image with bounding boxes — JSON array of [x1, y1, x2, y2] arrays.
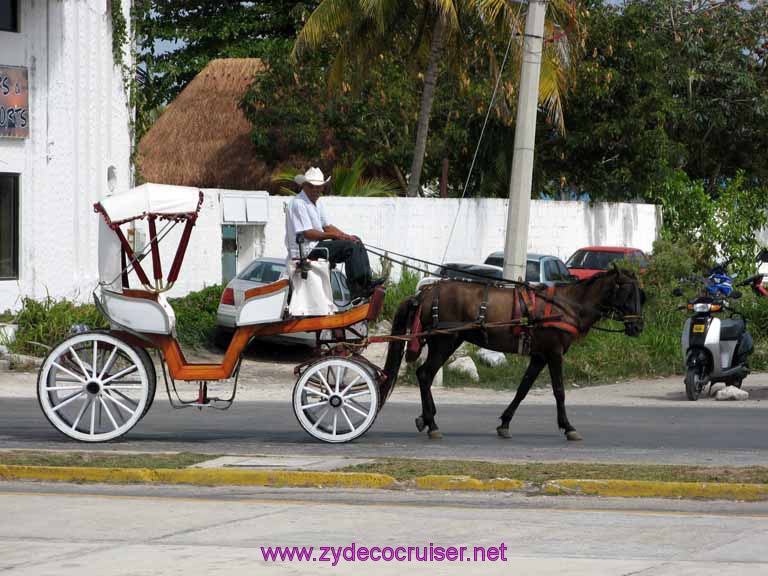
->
[[293, 358, 379, 443], [37, 332, 152, 442]]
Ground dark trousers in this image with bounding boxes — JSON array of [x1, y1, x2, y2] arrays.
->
[[309, 240, 372, 298]]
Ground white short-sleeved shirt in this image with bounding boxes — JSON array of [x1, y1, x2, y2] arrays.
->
[[285, 191, 331, 258]]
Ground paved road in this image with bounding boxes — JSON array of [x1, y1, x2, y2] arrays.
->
[[1, 482, 768, 575], [2, 396, 767, 465]]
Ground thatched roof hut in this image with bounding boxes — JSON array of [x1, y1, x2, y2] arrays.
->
[[137, 58, 272, 190]]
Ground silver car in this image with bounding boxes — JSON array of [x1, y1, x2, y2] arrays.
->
[[215, 257, 352, 347], [483, 252, 574, 285]]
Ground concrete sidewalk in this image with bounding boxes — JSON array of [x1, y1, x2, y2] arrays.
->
[[1, 483, 767, 575]]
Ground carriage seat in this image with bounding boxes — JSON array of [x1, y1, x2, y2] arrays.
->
[[236, 279, 290, 326], [100, 289, 177, 335], [286, 258, 337, 317]]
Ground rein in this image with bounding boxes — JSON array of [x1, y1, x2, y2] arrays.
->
[[364, 244, 643, 337]]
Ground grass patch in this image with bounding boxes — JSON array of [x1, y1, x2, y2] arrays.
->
[[0, 450, 213, 469], [343, 457, 768, 485]]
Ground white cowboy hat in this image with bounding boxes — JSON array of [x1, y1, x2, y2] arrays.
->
[[294, 167, 331, 186]]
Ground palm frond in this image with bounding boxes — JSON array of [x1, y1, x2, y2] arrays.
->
[[357, 177, 401, 197], [294, 0, 358, 56]]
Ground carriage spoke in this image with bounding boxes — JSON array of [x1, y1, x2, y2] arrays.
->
[[340, 407, 354, 431], [108, 389, 140, 408], [102, 391, 138, 416], [104, 385, 143, 390], [311, 408, 330, 431], [98, 347, 118, 380], [301, 386, 329, 399], [344, 390, 371, 400], [316, 371, 333, 395], [340, 375, 362, 397], [71, 397, 92, 431], [89, 401, 96, 436], [99, 397, 119, 431], [102, 365, 138, 385], [44, 385, 83, 391], [335, 366, 343, 394], [51, 391, 85, 412], [68, 347, 91, 380], [332, 412, 338, 437], [301, 400, 327, 411], [92, 341, 99, 378], [52, 362, 87, 384], [53, 378, 85, 384], [343, 401, 369, 419]]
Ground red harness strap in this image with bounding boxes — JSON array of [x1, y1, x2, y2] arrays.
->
[[520, 286, 581, 336], [405, 304, 424, 361]]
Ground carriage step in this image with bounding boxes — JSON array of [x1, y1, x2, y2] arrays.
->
[[186, 397, 234, 410]]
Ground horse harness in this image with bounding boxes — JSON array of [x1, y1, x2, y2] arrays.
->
[[405, 280, 581, 358]]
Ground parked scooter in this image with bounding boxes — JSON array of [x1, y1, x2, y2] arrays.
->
[[673, 267, 752, 401]]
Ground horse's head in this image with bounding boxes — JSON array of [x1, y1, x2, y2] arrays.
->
[[603, 266, 645, 336]]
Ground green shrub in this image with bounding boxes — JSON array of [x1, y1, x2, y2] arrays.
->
[[643, 238, 697, 290], [382, 267, 422, 321], [10, 296, 108, 356], [168, 284, 225, 348]]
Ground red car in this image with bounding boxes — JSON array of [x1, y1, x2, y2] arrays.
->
[[566, 247, 649, 280]]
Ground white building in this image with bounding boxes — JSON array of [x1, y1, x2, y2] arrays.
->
[[0, 0, 132, 312]]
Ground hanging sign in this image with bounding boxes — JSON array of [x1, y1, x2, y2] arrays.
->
[[0, 66, 29, 139]]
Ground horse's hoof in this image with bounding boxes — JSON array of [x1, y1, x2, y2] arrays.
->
[[415, 416, 426, 432], [496, 426, 511, 439], [566, 430, 583, 441], [429, 430, 443, 440]]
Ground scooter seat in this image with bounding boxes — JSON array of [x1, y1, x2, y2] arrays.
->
[[720, 318, 745, 341]]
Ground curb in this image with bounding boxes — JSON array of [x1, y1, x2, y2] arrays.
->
[[544, 479, 768, 501], [1, 465, 767, 501], [0, 465, 396, 490], [415, 475, 524, 491]]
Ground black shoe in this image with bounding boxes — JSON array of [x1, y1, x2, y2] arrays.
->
[[370, 278, 386, 289]]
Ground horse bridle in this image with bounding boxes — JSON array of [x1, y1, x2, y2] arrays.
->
[[594, 279, 645, 333]]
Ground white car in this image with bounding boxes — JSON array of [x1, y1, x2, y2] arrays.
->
[[215, 257, 352, 347]]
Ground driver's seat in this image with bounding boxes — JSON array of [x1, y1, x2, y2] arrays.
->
[[286, 258, 337, 317]]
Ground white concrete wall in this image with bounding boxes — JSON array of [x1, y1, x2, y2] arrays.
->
[[0, 0, 132, 311], [260, 197, 661, 279], [109, 192, 664, 296]]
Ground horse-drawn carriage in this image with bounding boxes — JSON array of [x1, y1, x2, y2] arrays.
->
[[37, 185, 387, 444], [36, 184, 646, 445]]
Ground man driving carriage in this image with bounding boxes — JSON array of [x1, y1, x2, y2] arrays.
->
[[285, 167, 383, 300]]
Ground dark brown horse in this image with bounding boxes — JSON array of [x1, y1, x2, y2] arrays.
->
[[381, 268, 645, 441]]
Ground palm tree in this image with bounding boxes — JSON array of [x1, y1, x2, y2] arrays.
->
[[295, 0, 584, 197]]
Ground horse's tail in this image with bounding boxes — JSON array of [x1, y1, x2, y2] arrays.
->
[[380, 297, 417, 406]]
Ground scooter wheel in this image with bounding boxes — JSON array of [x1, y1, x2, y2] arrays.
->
[[685, 369, 701, 401]]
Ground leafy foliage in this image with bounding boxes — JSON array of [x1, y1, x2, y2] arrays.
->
[[133, 1, 318, 137], [544, 0, 768, 200], [658, 170, 768, 276], [168, 285, 225, 348]]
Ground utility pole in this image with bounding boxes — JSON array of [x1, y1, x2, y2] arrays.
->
[[502, 0, 547, 282]]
